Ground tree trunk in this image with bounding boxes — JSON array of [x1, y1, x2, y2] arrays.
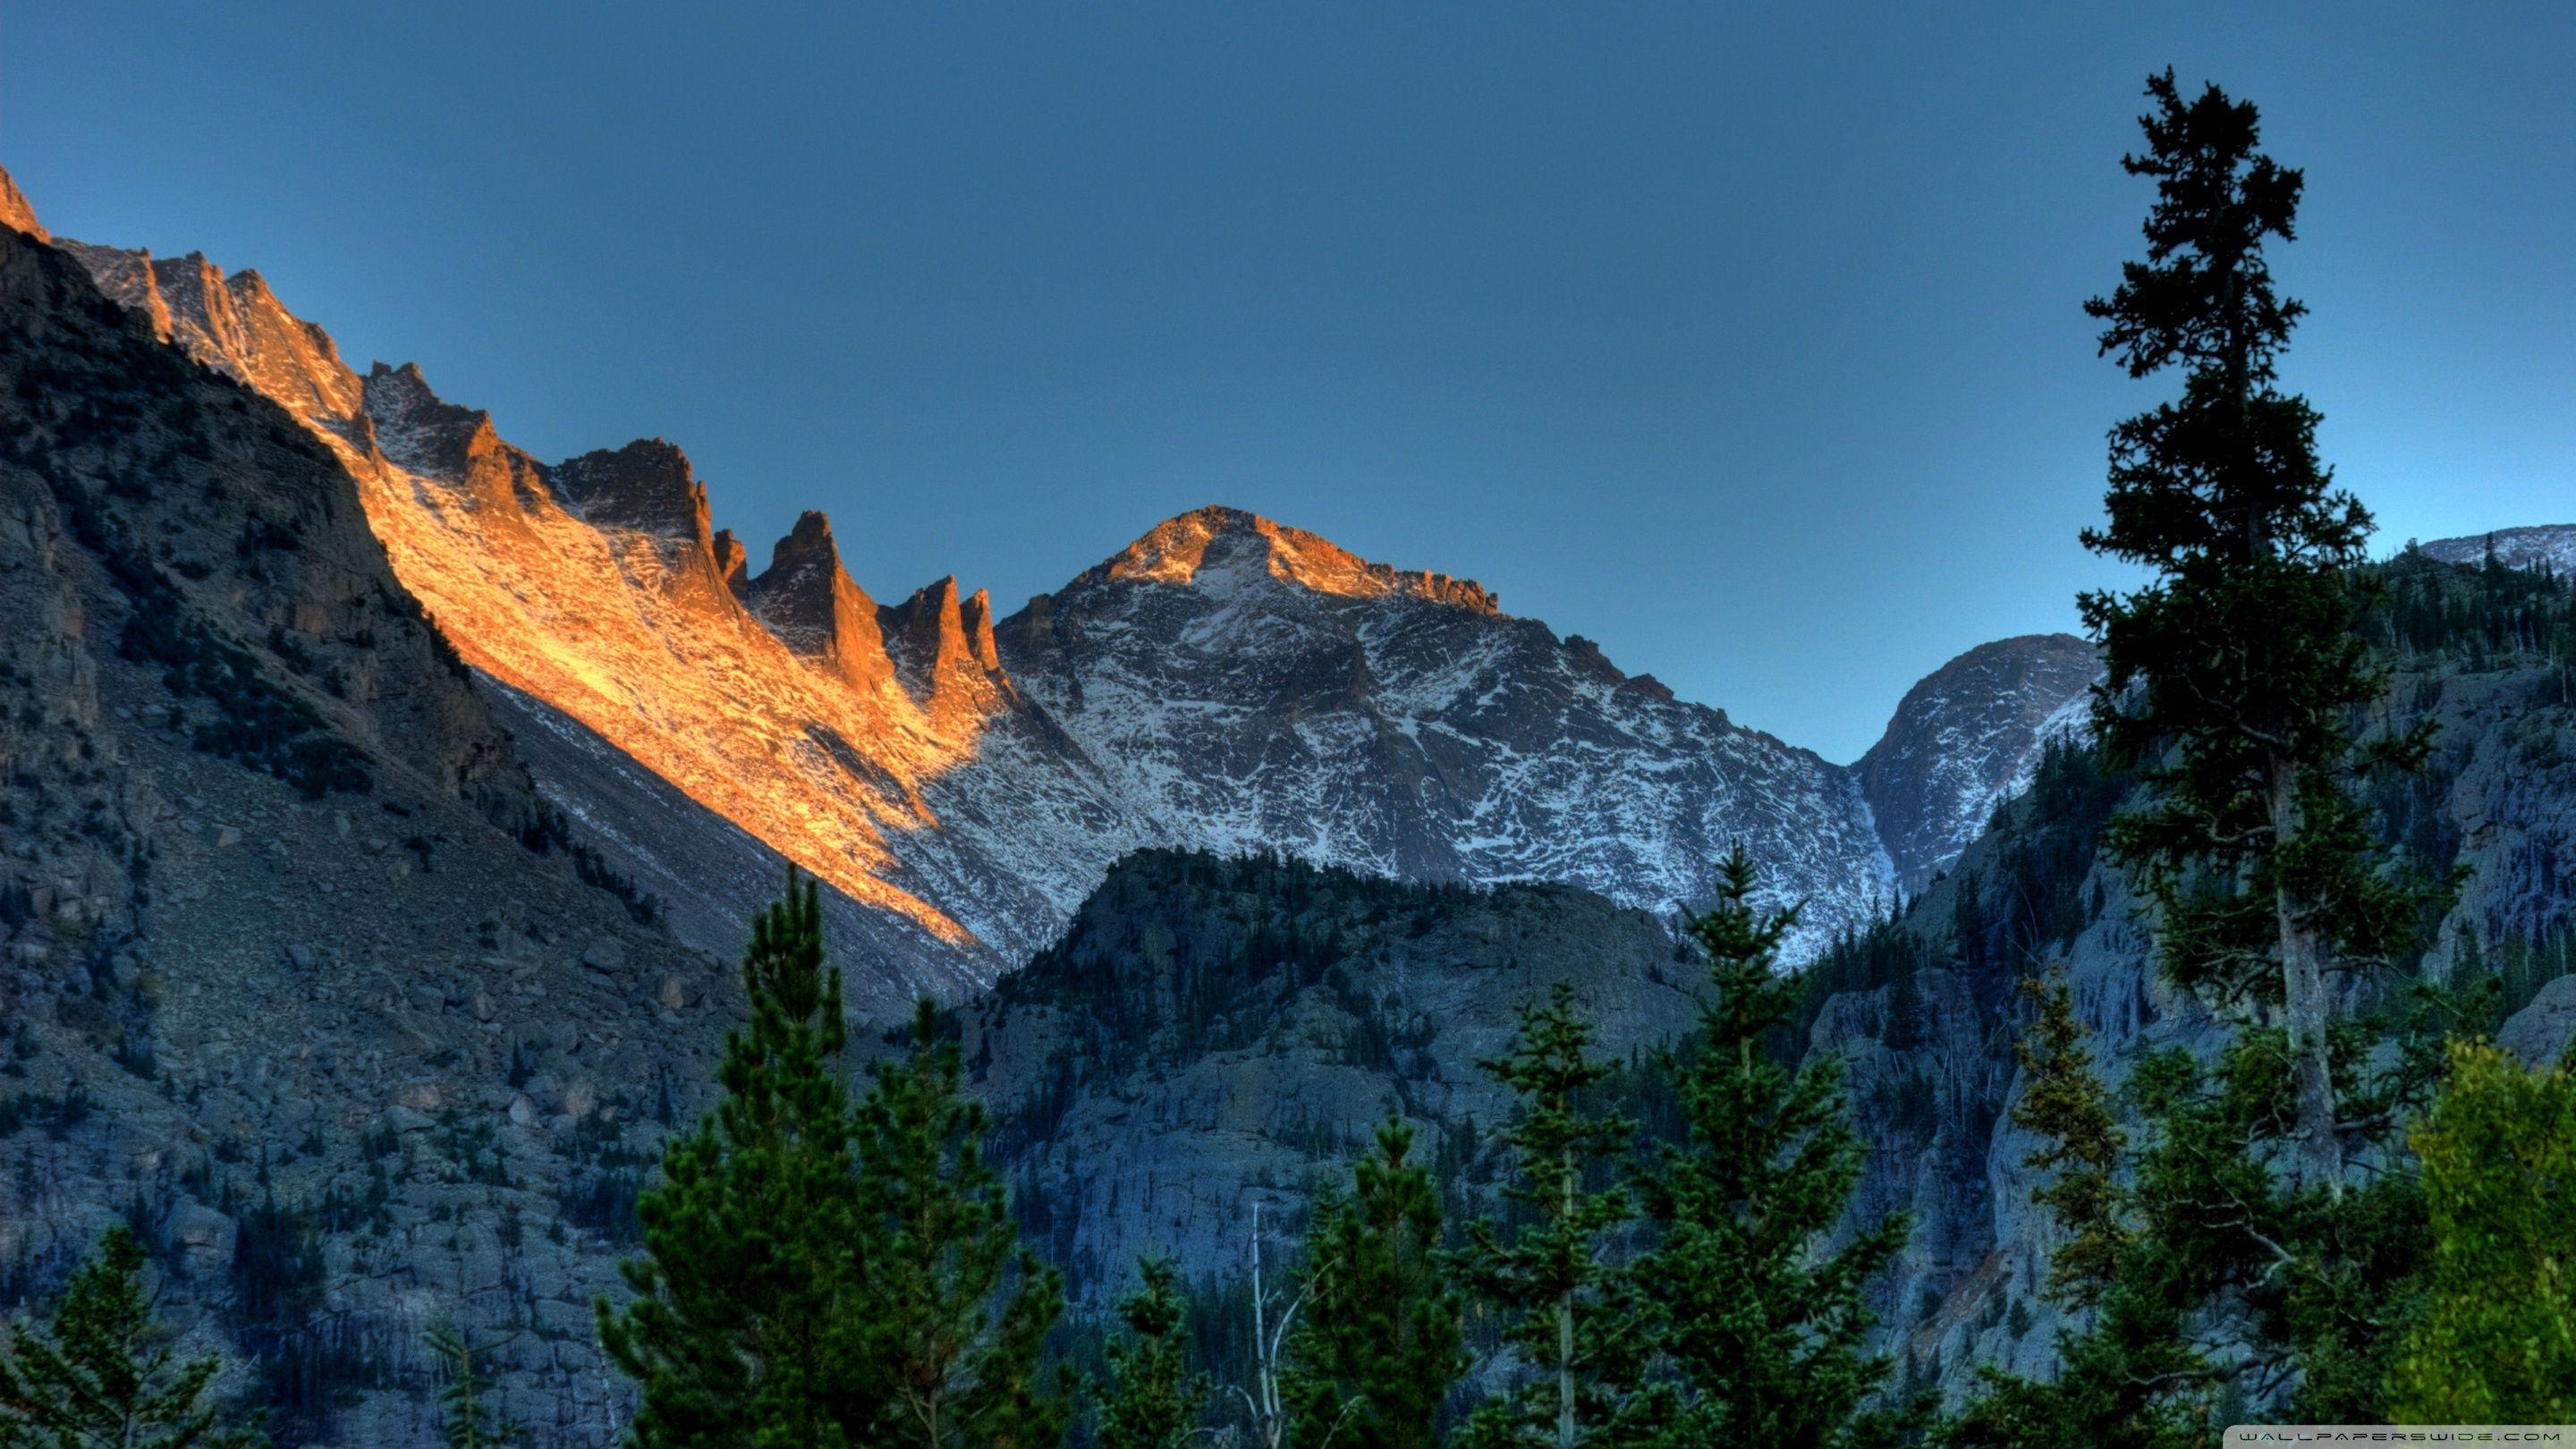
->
[[1558, 1140, 1576, 1449], [2271, 756, 2342, 1198]]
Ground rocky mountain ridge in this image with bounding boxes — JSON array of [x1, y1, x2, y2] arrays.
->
[[0, 217, 728, 1447], [18, 165, 2088, 1001], [1856, 633, 2099, 889], [2417, 522, 2576, 578]]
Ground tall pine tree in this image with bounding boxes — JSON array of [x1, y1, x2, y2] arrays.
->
[[1284, 1117, 1467, 1449], [1094, 1257, 1208, 1449], [1629, 846, 1919, 1448], [0, 1224, 267, 1449], [597, 871, 875, 1448], [2077, 67, 2443, 1194], [850, 1000, 1069, 1449], [1455, 980, 1640, 1449]]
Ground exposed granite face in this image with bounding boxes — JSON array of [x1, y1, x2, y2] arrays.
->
[[547, 437, 715, 549], [1857, 633, 2099, 888], [743, 511, 895, 691], [0, 223, 726, 1449], [963, 850, 1703, 1308], [1806, 606, 2576, 1396]]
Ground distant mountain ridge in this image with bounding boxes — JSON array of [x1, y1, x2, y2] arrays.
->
[[15, 165, 2092, 1000], [2417, 523, 2576, 577], [1857, 633, 2099, 888]]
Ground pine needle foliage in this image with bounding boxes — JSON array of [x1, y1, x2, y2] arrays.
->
[[1629, 846, 1921, 1448], [597, 870, 871, 1448], [427, 1326, 523, 1449], [2388, 1041, 2576, 1419], [851, 1000, 1070, 1449], [2010, 970, 2126, 1306], [1454, 980, 1643, 1449], [2076, 67, 2452, 1193], [1094, 1258, 1207, 1449], [1284, 1117, 1468, 1449], [0, 1224, 265, 1449]]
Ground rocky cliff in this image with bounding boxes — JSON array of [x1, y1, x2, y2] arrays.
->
[[0, 210, 727, 1448], [39, 168, 1990, 996]]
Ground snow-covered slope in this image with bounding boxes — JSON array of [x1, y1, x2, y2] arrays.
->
[[1000, 508, 1894, 950], [1855, 633, 2099, 886], [2418, 524, 2576, 578]]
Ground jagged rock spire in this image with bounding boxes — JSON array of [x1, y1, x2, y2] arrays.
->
[[0, 165, 47, 242], [746, 511, 895, 691]]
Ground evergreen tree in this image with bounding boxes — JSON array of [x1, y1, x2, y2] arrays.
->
[[1095, 1258, 1207, 1449], [1284, 1117, 1467, 1449], [2009, 970, 2125, 1306], [597, 871, 875, 1448], [1629, 846, 1919, 1448], [0, 1224, 266, 1449], [2387, 1041, 2576, 1419], [851, 1000, 1069, 1449], [2077, 67, 2445, 1194], [1454, 980, 1640, 1449], [427, 1326, 523, 1449]]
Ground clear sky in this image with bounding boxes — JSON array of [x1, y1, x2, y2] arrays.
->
[[6, 4, 2569, 761]]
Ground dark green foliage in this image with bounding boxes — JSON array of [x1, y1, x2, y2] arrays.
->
[[1094, 1258, 1207, 1449], [1630, 848, 1920, 1448], [2009, 972, 2125, 1306], [600, 872, 871, 1449], [2076, 68, 2451, 1191], [1284, 1118, 1467, 1449], [0, 1224, 267, 1448], [2369, 545, 2576, 679], [851, 1000, 1071, 1449], [1454, 982, 1641, 1448], [516, 808, 662, 926], [602, 875, 1067, 1448]]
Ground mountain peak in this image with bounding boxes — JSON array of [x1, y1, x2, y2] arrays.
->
[[548, 437, 713, 547], [746, 510, 892, 688], [0, 164, 48, 242], [362, 360, 501, 475], [1096, 504, 1501, 613]]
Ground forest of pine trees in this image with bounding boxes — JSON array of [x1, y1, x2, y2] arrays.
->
[[1, 66, 2568, 1449]]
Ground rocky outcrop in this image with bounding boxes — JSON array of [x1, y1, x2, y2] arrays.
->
[[1799, 557, 2576, 1394], [0, 165, 47, 242], [0, 216, 724, 1448], [31, 161, 2111, 996], [1857, 633, 2098, 886], [744, 511, 895, 691], [967, 850, 1703, 1305]]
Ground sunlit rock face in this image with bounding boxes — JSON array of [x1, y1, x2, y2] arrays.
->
[[59, 223, 2103, 1004]]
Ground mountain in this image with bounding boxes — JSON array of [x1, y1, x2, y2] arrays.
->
[[1796, 547, 2576, 1391], [978, 548, 2576, 1377], [965, 849, 1703, 1301], [1856, 633, 2098, 888], [2418, 522, 2576, 577], [33, 166, 2070, 999], [0, 217, 724, 1446], [996, 506, 1898, 952]]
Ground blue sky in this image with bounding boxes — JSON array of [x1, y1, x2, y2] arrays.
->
[[7, 3, 2569, 760]]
